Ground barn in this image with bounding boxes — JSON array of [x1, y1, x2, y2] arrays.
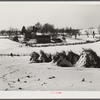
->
[[36, 35, 51, 43]]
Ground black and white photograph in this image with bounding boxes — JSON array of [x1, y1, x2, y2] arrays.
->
[[1, 1, 100, 95]]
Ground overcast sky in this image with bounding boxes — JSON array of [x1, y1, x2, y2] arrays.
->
[[0, 2, 100, 30]]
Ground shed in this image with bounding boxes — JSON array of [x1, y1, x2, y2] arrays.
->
[[36, 35, 51, 43]]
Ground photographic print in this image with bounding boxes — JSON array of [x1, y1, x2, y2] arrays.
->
[[1, 1, 100, 98]]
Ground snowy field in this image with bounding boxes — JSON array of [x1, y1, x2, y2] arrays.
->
[[1, 36, 100, 91]]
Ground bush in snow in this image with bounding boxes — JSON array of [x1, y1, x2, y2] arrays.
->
[[13, 36, 19, 42]]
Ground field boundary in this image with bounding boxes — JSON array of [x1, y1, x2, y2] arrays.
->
[[22, 39, 100, 47], [0, 53, 30, 57], [0, 38, 100, 57]]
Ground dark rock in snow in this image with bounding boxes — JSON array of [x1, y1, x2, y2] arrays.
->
[[18, 78, 20, 82], [48, 76, 55, 79], [82, 78, 85, 82]]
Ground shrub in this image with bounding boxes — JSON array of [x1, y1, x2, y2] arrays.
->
[[13, 36, 19, 42]]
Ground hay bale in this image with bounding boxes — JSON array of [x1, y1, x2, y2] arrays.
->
[[76, 49, 100, 68]]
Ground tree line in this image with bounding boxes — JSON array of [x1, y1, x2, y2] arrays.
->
[[0, 22, 79, 39]]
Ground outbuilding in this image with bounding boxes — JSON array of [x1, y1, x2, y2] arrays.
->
[[36, 35, 51, 43]]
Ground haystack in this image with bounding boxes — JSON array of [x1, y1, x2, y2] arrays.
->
[[54, 51, 73, 67], [30, 52, 40, 63], [52, 50, 79, 67], [76, 49, 100, 68], [57, 58, 73, 67], [67, 51, 80, 65], [39, 50, 52, 62], [52, 51, 66, 63]]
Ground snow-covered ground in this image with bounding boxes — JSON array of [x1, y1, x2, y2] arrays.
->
[[0, 35, 100, 55], [1, 56, 100, 91], [0, 35, 100, 91]]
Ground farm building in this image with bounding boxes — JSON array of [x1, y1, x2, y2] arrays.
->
[[21, 32, 51, 43], [36, 35, 51, 43], [79, 28, 99, 35]]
